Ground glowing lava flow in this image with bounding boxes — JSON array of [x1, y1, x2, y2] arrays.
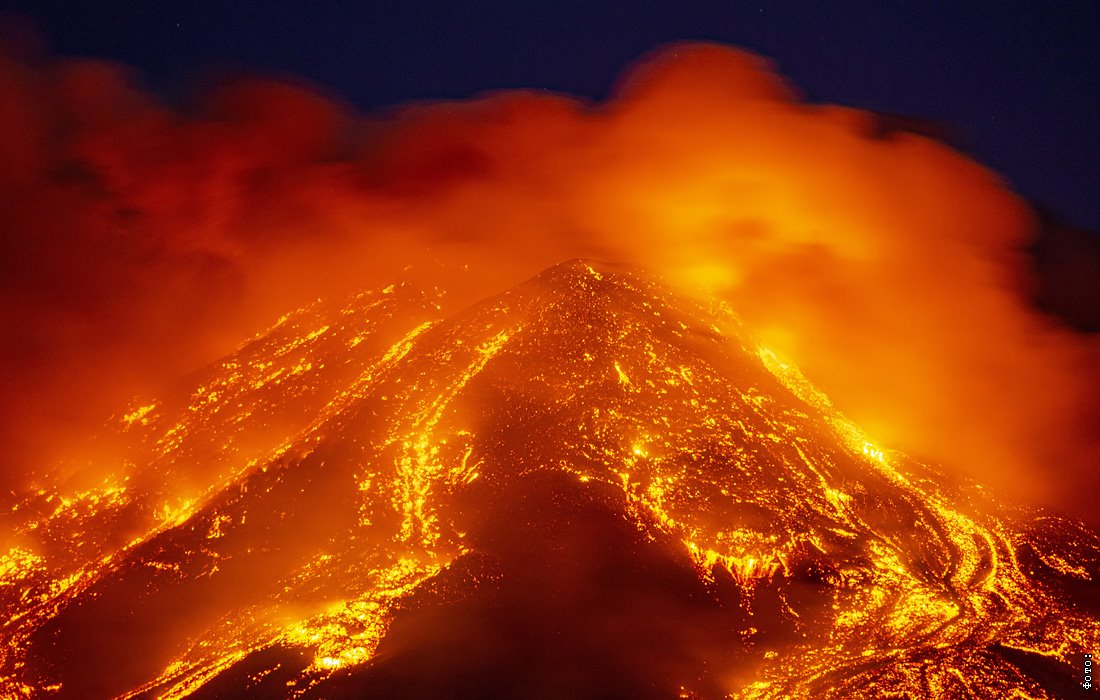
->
[[1, 261, 1096, 698]]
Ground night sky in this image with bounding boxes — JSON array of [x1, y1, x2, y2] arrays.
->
[[3, 0, 1098, 231]]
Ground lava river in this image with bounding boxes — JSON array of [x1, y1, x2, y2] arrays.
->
[[1, 260, 1097, 699]]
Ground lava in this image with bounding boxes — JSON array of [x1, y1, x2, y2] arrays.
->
[[1, 261, 1095, 698]]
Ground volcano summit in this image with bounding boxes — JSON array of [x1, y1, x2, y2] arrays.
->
[[2, 260, 1097, 699]]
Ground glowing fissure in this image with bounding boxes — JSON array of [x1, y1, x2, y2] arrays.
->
[[391, 328, 511, 547]]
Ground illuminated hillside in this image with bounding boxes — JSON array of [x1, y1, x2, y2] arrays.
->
[[2, 260, 1096, 698]]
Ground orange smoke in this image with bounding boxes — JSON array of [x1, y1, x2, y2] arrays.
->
[[0, 41, 1096, 521]]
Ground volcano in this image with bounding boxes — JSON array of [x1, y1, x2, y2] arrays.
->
[[2, 260, 1096, 699]]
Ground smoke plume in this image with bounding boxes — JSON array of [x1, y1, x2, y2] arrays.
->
[[0, 40, 1096, 523]]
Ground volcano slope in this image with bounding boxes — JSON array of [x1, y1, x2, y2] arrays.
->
[[2, 260, 1097, 699]]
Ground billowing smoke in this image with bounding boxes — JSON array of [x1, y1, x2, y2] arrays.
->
[[1, 39, 1096, 523]]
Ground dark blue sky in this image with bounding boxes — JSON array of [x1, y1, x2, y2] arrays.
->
[[5, 0, 1099, 229]]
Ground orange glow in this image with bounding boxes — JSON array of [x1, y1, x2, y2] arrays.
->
[[0, 42, 1097, 698], [1, 43, 1095, 521]]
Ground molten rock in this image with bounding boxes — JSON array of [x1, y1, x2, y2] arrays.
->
[[2, 261, 1096, 698]]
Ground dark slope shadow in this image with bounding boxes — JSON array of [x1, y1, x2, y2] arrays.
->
[[307, 472, 755, 700]]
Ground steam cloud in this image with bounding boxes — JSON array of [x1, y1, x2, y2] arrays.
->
[[1, 39, 1096, 523]]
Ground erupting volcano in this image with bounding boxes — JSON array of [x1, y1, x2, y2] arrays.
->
[[2, 260, 1096, 698]]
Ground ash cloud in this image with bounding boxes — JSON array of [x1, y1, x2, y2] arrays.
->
[[0, 39, 1097, 523]]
